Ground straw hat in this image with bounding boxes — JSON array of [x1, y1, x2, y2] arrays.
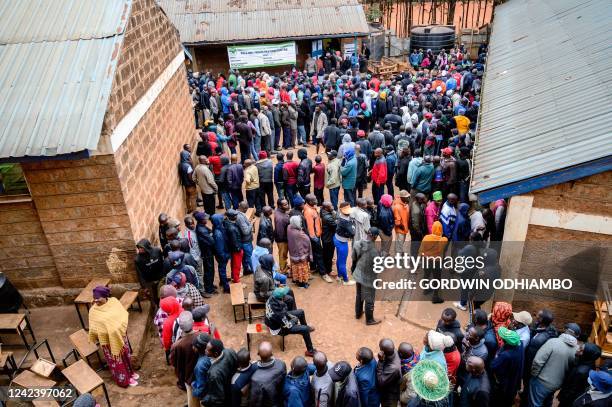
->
[[411, 359, 450, 401]]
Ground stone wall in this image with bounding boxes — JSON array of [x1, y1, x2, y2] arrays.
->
[[113, 68, 197, 244], [21, 156, 136, 288], [0, 198, 59, 289]]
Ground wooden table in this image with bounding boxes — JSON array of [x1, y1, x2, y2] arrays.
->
[[62, 359, 111, 406], [73, 279, 110, 329], [229, 283, 246, 323], [0, 313, 36, 349]]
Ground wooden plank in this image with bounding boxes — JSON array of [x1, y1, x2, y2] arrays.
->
[[12, 370, 56, 388], [119, 291, 139, 310], [74, 278, 110, 304], [62, 359, 103, 394], [32, 400, 60, 407], [69, 329, 98, 358], [230, 283, 245, 306], [0, 351, 13, 368], [0, 313, 25, 330]]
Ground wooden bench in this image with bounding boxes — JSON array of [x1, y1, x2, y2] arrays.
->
[[230, 283, 247, 323], [119, 290, 142, 312], [62, 359, 111, 406], [74, 278, 110, 329], [247, 292, 265, 323], [0, 312, 36, 349], [246, 323, 285, 351]]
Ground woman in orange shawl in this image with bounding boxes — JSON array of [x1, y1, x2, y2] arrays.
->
[[88, 286, 138, 387]]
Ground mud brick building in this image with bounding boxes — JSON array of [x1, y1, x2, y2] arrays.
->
[[0, 0, 196, 295], [471, 0, 611, 335]]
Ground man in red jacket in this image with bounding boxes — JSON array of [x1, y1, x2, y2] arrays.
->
[[282, 151, 299, 207], [370, 148, 387, 203]]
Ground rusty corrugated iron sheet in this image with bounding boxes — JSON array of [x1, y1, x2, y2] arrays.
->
[[0, 0, 132, 159], [156, 0, 369, 44], [471, 0, 612, 194]]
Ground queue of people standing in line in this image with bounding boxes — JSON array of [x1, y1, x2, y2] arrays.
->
[[148, 279, 612, 407]]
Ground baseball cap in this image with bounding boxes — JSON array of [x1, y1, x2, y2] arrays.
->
[[329, 361, 352, 382]]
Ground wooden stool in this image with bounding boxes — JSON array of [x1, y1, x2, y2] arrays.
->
[[119, 291, 142, 312], [74, 278, 110, 329], [62, 359, 111, 406], [247, 292, 265, 323], [246, 323, 285, 351], [30, 358, 56, 378], [230, 283, 246, 323], [0, 313, 36, 349]]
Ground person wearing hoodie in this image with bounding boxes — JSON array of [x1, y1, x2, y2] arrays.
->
[[325, 150, 342, 210], [410, 155, 434, 196], [529, 323, 580, 407], [419, 221, 448, 303], [557, 343, 602, 407], [340, 146, 357, 207], [491, 327, 524, 407], [223, 210, 243, 283], [392, 190, 410, 253], [210, 214, 230, 293], [135, 239, 164, 306], [337, 134, 356, 164], [440, 194, 459, 239], [179, 146, 197, 213], [377, 194, 395, 256], [571, 369, 612, 407], [256, 151, 274, 209], [283, 356, 315, 407], [385, 145, 397, 196], [331, 361, 361, 407], [452, 203, 472, 242]]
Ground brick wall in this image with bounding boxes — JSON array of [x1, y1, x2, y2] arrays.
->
[[102, 0, 182, 134], [114, 68, 197, 244], [21, 156, 136, 288], [530, 172, 611, 217], [0, 199, 59, 289]]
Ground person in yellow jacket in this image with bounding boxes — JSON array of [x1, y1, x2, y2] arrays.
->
[[243, 159, 261, 215], [419, 221, 448, 304], [454, 108, 471, 135]]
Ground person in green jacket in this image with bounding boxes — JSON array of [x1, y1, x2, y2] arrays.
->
[[410, 155, 434, 196], [340, 147, 357, 206]]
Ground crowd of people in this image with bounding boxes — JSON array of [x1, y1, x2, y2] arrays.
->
[[118, 45, 612, 406]]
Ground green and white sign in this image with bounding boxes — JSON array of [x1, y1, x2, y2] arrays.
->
[[227, 42, 296, 69]]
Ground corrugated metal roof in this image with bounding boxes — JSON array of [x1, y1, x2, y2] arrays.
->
[[0, 0, 132, 159], [156, 0, 369, 44], [470, 0, 612, 194]]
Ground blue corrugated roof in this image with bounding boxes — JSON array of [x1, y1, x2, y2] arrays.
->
[[0, 0, 132, 159], [471, 0, 612, 197]]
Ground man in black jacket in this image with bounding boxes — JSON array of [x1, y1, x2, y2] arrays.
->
[[296, 148, 312, 199], [376, 338, 401, 407], [249, 341, 287, 407], [135, 239, 164, 306], [323, 118, 342, 152], [223, 210, 243, 284], [320, 202, 337, 279], [203, 339, 237, 407], [459, 356, 491, 407], [436, 308, 465, 352], [194, 212, 216, 297]]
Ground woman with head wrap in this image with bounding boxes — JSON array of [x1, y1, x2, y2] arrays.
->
[[171, 271, 205, 308], [88, 286, 138, 387], [377, 194, 395, 256], [490, 301, 513, 349], [490, 327, 523, 406], [287, 216, 312, 288], [161, 296, 184, 352]]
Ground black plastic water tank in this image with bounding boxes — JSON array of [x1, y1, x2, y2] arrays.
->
[[0, 273, 23, 313], [410, 25, 456, 54]]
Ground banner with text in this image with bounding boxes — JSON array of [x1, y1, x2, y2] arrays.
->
[[227, 42, 296, 69]]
